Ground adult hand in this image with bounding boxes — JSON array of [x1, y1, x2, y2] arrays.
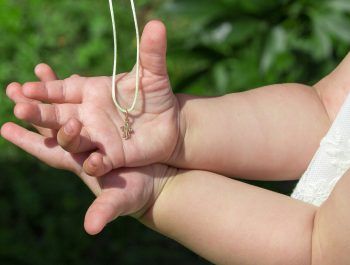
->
[[13, 20, 182, 177]]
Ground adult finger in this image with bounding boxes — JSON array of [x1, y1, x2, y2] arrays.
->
[[22, 78, 85, 104], [14, 102, 78, 129], [6, 82, 38, 104], [57, 118, 96, 153], [0, 122, 70, 170], [140, 20, 167, 76], [1, 122, 102, 195], [6, 82, 56, 137], [34, 63, 59, 81], [34, 63, 60, 137]]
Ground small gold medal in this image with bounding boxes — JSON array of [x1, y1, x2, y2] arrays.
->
[[121, 111, 133, 140]]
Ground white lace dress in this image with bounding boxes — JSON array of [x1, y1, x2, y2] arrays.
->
[[291, 94, 350, 206]]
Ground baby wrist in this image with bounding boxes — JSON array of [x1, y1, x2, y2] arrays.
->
[[136, 166, 179, 223]]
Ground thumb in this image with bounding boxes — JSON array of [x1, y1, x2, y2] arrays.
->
[[84, 190, 125, 235], [140, 20, 167, 76]]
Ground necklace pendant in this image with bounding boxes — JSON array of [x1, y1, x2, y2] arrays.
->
[[121, 111, 133, 140]]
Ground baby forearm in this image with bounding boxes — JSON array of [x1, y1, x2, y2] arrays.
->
[[312, 169, 350, 265], [172, 84, 330, 180], [141, 169, 316, 265]]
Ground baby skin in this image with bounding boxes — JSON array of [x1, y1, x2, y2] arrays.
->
[[3, 20, 350, 264]]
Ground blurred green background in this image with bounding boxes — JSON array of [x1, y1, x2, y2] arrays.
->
[[0, 0, 349, 264]]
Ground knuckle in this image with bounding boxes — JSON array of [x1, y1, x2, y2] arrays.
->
[[70, 74, 80, 79], [87, 77, 101, 88], [53, 103, 61, 125], [61, 79, 69, 101]]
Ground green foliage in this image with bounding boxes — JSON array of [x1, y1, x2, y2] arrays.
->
[[0, 0, 349, 264], [159, 0, 350, 94]]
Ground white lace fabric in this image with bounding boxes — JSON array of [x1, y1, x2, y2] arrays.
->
[[291, 93, 350, 206]]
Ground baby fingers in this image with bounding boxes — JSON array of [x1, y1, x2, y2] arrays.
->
[[14, 102, 78, 129], [83, 152, 114, 177], [57, 118, 96, 153], [84, 189, 125, 235]]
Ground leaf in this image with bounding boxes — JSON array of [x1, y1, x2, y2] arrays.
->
[[325, 0, 350, 13], [160, 0, 225, 23], [212, 62, 230, 93], [227, 19, 266, 45], [260, 26, 288, 72], [322, 13, 350, 43], [310, 12, 332, 59]]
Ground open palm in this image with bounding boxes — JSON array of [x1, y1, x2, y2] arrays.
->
[[14, 21, 181, 176]]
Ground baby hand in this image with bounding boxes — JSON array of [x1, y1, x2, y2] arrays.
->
[[0, 121, 176, 235], [14, 21, 184, 177]]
